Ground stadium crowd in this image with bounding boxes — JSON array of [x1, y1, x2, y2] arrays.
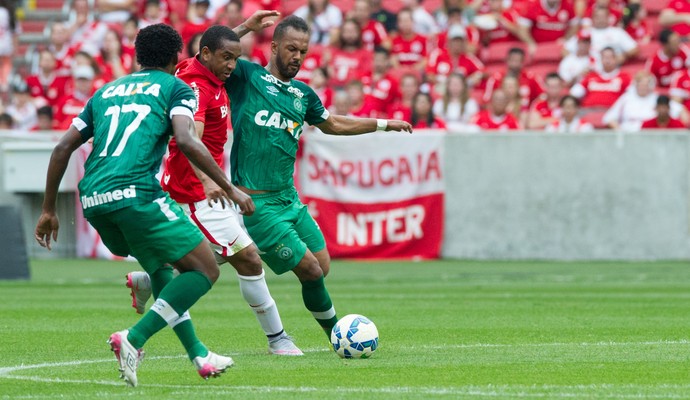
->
[[4, 0, 690, 132]]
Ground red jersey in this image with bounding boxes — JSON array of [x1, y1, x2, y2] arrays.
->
[[577, 70, 631, 107], [413, 116, 447, 129], [582, 4, 623, 26], [294, 51, 322, 85], [315, 86, 334, 110], [664, 0, 690, 36], [521, 0, 576, 43], [625, 20, 651, 42], [328, 47, 373, 87], [391, 33, 428, 66], [671, 69, 690, 109], [362, 72, 399, 116], [426, 48, 484, 79], [180, 20, 212, 48], [26, 73, 70, 106], [471, 110, 521, 130], [641, 117, 686, 128], [645, 46, 690, 87], [388, 102, 412, 122], [163, 57, 230, 204], [361, 20, 389, 51], [351, 95, 381, 118], [54, 94, 89, 130], [437, 25, 480, 50], [530, 96, 562, 119], [480, 10, 522, 43], [484, 70, 544, 108]]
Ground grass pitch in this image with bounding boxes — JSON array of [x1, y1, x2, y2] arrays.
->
[[1, 259, 689, 399]]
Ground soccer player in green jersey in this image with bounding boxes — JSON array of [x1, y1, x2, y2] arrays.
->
[[34, 24, 254, 387], [225, 15, 413, 338]]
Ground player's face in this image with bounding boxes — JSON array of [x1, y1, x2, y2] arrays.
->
[[202, 38, 242, 81], [273, 28, 310, 80]]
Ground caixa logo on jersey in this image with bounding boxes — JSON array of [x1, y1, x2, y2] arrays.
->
[[254, 110, 303, 140]]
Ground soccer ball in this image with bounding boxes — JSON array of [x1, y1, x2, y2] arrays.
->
[[330, 314, 379, 359]]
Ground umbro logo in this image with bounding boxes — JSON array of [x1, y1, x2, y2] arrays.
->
[[266, 86, 279, 96]]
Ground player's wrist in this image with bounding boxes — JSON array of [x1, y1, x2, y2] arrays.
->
[[376, 119, 388, 131]]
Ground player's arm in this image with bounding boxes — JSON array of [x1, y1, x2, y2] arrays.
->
[[232, 10, 281, 38], [172, 115, 255, 216], [315, 114, 412, 136], [187, 120, 228, 208], [35, 126, 84, 250]]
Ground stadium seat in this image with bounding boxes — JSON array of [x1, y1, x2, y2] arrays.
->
[[528, 63, 559, 83], [480, 41, 526, 66], [637, 42, 658, 62], [642, 0, 666, 16], [530, 41, 563, 64], [580, 109, 608, 129], [620, 61, 645, 78]]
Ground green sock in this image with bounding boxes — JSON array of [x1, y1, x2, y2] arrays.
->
[[148, 266, 208, 361], [128, 270, 213, 357], [301, 275, 339, 336]]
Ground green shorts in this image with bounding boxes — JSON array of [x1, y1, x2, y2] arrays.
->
[[243, 187, 326, 275], [87, 196, 204, 273]]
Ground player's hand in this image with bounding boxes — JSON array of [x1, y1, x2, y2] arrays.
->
[[35, 211, 59, 251], [228, 186, 255, 216], [203, 180, 229, 209], [242, 10, 281, 32], [385, 120, 413, 134]]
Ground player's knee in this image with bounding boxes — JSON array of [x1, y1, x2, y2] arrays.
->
[[294, 257, 323, 281], [229, 245, 263, 276], [202, 263, 221, 283], [315, 250, 331, 277]]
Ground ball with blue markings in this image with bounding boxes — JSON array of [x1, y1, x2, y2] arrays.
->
[[330, 314, 379, 359]]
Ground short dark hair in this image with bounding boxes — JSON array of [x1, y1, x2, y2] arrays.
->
[[374, 46, 390, 56], [0, 113, 13, 126], [545, 72, 562, 82], [37, 105, 53, 118], [199, 25, 239, 53], [659, 28, 674, 45], [657, 94, 671, 106], [135, 23, 183, 69], [508, 47, 525, 57], [274, 16, 310, 41], [560, 94, 580, 107]]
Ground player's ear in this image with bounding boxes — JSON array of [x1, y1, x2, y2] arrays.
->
[[271, 40, 278, 55]]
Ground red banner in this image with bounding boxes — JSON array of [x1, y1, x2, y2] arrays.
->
[[299, 131, 445, 259]]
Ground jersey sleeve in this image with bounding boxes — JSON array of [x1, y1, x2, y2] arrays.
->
[[72, 97, 94, 142], [169, 78, 197, 121], [304, 85, 330, 125], [189, 81, 211, 124]]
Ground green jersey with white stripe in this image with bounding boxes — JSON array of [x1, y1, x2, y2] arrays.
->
[[75, 69, 197, 217], [226, 59, 330, 191]]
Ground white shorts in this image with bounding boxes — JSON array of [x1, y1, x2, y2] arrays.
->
[[179, 199, 254, 259]]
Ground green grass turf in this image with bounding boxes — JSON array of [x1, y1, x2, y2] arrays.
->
[[1, 259, 690, 399]]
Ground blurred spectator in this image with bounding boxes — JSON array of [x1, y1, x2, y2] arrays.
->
[[545, 95, 594, 133], [26, 50, 70, 107], [349, 0, 390, 50], [581, 0, 623, 27], [6, 81, 37, 131], [139, 0, 167, 28], [391, 8, 428, 71], [311, 67, 333, 109], [331, 89, 352, 115], [660, 0, 690, 39], [136, 0, 175, 27], [500, 73, 528, 126], [71, 51, 108, 89], [519, 0, 578, 44], [641, 94, 687, 129], [370, 0, 397, 33], [181, 0, 213, 46], [527, 72, 565, 129], [476, 0, 536, 55], [484, 47, 543, 108], [33, 105, 56, 131], [603, 71, 685, 131], [411, 92, 447, 129], [427, 24, 484, 95], [240, 32, 268, 66], [0, 0, 17, 94], [558, 29, 595, 86], [325, 19, 373, 88], [436, 8, 480, 54], [294, 50, 323, 84], [97, 0, 135, 24], [54, 65, 95, 130], [122, 15, 138, 56], [67, 0, 109, 57], [95, 29, 134, 80], [0, 112, 12, 129], [570, 46, 631, 107], [214, 0, 243, 27], [433, 72, 480, 131], [645, 29, 690, 88], [563, 7, 638, 66], [293, 0, 343, 46], [388, 73, 420, 121], [471, 88, 521, 131], [670, 66, 690, 109], [346, 80, 380, 117], [402, 0, 441, 36], [622, 3, 651, 45], [186, 33, 203, 59], [434, 0, 467, 30], [49, 23, 76, 75], [362, 47, 400, 116]]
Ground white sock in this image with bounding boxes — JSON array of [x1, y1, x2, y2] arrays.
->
[[237, 271, 284, 337]]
